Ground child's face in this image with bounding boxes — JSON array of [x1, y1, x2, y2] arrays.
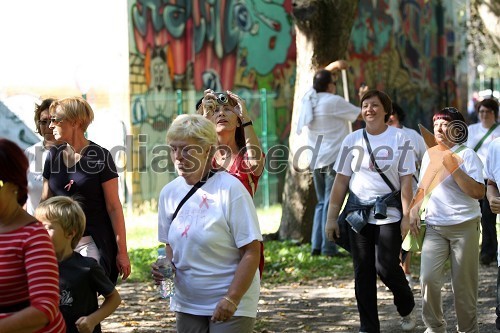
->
[[41, 220, 72, 256]]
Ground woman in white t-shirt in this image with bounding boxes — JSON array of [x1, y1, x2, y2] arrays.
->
[[466, 98, 500, 265], [326, 90, 416, 333], [410, 107, 485, 333], [152, 114, 262, 333]]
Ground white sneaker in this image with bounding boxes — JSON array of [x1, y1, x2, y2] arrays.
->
[[406, 273, 414, 289], [401, 309, 416, 331]]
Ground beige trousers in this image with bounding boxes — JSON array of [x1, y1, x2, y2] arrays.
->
[[420, 217, 480, 333]]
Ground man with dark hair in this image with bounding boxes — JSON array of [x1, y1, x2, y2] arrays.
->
[[297, 64, 365, 257]]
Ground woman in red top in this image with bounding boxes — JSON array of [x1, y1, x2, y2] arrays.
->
[[0, 138, 65, 332], [199, 90, 265, 196]]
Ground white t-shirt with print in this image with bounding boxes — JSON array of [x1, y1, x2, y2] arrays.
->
[[419, 145, 483, 226], [467, 122, 500, 180], [334, 126, 416, 225], [158, 171, 262, 317]]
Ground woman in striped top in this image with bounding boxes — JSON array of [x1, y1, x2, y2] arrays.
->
[[0, 138, 65, 333]]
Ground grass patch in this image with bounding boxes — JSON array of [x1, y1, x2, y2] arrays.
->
[[124, 204, 354, 284], [261, 241, 352, 285]]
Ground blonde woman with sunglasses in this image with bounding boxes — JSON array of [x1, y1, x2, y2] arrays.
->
[[40, 97, 130, 284]]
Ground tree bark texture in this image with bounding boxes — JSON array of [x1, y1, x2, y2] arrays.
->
[[279, 0, 358, 242]]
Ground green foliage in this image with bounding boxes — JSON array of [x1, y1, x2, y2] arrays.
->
[[261, 241, 352, 285], [126, 247, 158, 282]]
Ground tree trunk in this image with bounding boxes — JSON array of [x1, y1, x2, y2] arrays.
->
[[279, 0, 359, 242]]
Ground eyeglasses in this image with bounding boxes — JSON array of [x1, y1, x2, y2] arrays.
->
[[442, 107, 458, 113], [37, 120, 50, 126], [50, 117, 64, 125], [478, 109, 493, 114]]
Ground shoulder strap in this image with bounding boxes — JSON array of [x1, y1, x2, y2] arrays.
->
[[172, 170, 217, 220], [473, 123, 498, 152], [363, 129, 396, 192]]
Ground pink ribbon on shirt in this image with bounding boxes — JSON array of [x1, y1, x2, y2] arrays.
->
[[199, 194, 209, 209], [64, 180, 74, 191]]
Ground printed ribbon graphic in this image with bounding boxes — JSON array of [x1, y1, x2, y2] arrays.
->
[[199, 194, 209, 209]]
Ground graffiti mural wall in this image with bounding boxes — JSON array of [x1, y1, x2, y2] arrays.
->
[[347, 0, 467, 129], [127, 0, 296, 203], [127, 0, 467, 204]]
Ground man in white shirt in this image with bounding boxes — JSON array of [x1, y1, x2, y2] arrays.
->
[[297, 69, 362, 256]]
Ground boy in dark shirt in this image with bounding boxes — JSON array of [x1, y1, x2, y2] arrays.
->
[[36, 196, 121, 333]]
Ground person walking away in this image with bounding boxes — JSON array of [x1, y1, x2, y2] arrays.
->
[[467, 98, 500, 266]]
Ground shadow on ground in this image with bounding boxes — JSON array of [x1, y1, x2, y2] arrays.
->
[[102, 263, 498, 332]]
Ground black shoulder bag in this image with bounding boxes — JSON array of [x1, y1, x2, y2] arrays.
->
[[362, 129, 399, 219]]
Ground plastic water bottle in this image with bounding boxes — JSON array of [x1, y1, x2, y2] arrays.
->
[[157, 247, 175, 299]]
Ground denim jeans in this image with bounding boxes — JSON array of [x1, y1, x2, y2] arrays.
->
[[311, 164, 337, 255]]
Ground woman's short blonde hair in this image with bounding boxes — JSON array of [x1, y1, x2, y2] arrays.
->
[[49, 97, 94, 131], [166, 114, 218, 148], [35, 196, 86, 249]]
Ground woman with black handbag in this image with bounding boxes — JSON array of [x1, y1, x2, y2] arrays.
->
[[325, 90, 416, 333]]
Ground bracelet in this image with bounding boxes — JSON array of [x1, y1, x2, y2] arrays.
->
[[242, 121, 253, 127], [223, 296, 238, 309]]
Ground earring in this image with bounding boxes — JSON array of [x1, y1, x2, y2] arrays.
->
[[14, 190, 18, 195]]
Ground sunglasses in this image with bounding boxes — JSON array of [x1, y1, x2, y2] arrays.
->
[[37, 119, 50, 126], [442, 107, 458, 113], [50, 116, 64, 125]]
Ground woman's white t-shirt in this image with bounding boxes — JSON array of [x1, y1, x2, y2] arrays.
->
[[419, 145, 483, 226], [334, 126, 416, 225], [158, 171, 262, 317]]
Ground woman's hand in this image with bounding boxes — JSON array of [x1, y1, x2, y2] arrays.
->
[[226, 90, 250, 123], [442, 150, 461, 173], [400, 215, 411, 240], [325, 218, 340, 242], [211, 297, 238, 323], [116, 252, 131, 280], [201, 89, 217, 117], [409, 208, 421, 237]]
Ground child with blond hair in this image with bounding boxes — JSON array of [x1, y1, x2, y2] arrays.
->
[[36, 196, 121, 333]]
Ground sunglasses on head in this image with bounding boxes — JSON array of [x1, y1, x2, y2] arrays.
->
[[442, 107, 458, 113]]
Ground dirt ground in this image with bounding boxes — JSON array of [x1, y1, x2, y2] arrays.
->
[[102, 262, 499, 333]]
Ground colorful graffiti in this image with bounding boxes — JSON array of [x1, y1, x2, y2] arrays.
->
[[347, 0, 466, 129], [128, 0, 296, 202], [127, 0, 467, 203]]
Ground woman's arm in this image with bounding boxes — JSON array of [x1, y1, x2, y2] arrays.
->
[[325, 173, 351, 241], [102, 178, 131, 280], [442, 150, 485, 199], [0, 307, 50, 333], [211, 240, 260, 322], [399, 174, 413, 238], [227, 90, 265, 177], [39, 178, 53, 203], [487, 180, 500, 214]]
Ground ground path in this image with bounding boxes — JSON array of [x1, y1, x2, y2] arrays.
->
[[102, 262, 498, 332]]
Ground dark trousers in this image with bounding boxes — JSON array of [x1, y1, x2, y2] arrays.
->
[[350, 222, 415, 333], [480, 197, 498, 261]]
